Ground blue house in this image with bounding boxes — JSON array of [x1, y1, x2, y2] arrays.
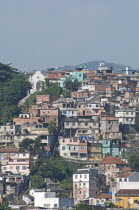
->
[[59, 71, 84, 88]]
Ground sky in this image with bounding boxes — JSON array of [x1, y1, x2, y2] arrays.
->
[[0, 0, 139, 71]]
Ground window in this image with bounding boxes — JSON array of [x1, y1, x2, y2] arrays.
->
[[96, 147, 99, 150], [72, 122, 75, 126], [54, 204, 57, 207], [83, 183, 86, 187], [84, 175, 87, 179], [80, 175, 82, 178], [62, 146, 65, 150], [116, 198, 121, 203], [63, 139, 65, 142], [119, 178, 122, 181], [10, 166, 13, 169], [70, 139, 72, 142], [66, 122, 69, 126], [78, 122, 81, 126], [16, 166, 20, 170], [22, 166, 26, 170], [85, 123, 88, 126], [124, 178, 127, 181], [75, 175, 78, 179], [3, 167, 7, 170], [44, 204, 50, 208]]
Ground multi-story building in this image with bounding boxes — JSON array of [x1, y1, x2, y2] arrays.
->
[[115, 108, 136, 125], [88, 142, 102, 161], [99, 157, 127, 186], [64, 117, 99, 138], [1, 153, 34, 175], [73, 168, 99, 205], [59, 137, 87, 160]]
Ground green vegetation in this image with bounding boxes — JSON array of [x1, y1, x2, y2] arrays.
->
[[40, 82, 62, 96], [22, 81, 62, 112], [30, 157, 81, 190], [74, 204, 94, 210], [48, 120, 59, 135], [19, 137, 42, 156], [0, 62, 31, 123], [37, 158, 80, 182], [64, 78, 80, 91], [30, 175, 44, 188], [128, 153, 139, 171], [0, 203, 11, 210], [21, 92, 38, 113], [60, 178, 73, 191]]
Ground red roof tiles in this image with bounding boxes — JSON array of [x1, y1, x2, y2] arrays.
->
[[99, 157, 127, 165]]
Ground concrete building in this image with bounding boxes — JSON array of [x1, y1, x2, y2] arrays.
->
[[1, 153, 34, 175], [34, 191, 74, 209], [115, 108, 136, 125], [59, 137, 87, 160], [73, 168, 99, 205], [99, 157, 127, 186]]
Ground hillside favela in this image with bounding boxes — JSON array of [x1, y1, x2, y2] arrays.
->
[[0, 62, 139, 209]]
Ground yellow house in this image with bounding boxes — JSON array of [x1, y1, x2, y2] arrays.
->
[[88, 143, 102, 161], [115, 189, 139, 209]]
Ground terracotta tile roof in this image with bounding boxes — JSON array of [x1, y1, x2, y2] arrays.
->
[[120, 167, 132, 171], [0, 148, 19, 153], [101, 117, 119, 121], [116, 189, 139, 197], [99, 157, 127, 165], [95, 193, 112, 199], [116, 171, 132, 178]]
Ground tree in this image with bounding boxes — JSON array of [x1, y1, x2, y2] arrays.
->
[[64, 78, 80, 91], [38, 158, 80, 182], [73, 78, 81, 91], [74, 204, 93, 210], [45, 78, 49, 88], [0, 203, 11, 210], [0, 62, 31, 123], [19, 137, 42, 156], [128, 153, 139, 171], [60, 178, 73, 191], [30, 175, 44, 188], [64, 78, 74, 90], [48, 121, 58, 135]]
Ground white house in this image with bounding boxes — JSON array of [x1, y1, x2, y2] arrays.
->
[[115, 108, 136, 125], [34, 191, 74, 209], [1, 153, 33, 175], [73, 168, 99, 205], [29, 70, 45, 94]]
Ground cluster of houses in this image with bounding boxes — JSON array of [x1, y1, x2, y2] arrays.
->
[[1, 63, 139, 208]]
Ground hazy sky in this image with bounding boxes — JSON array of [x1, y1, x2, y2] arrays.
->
[[0, 0, 139, 70]]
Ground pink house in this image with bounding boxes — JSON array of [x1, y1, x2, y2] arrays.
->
[[1, 153, 34, 175]]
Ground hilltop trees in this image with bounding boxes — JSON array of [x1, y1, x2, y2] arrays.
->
[[0, 62, 31, 123]]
